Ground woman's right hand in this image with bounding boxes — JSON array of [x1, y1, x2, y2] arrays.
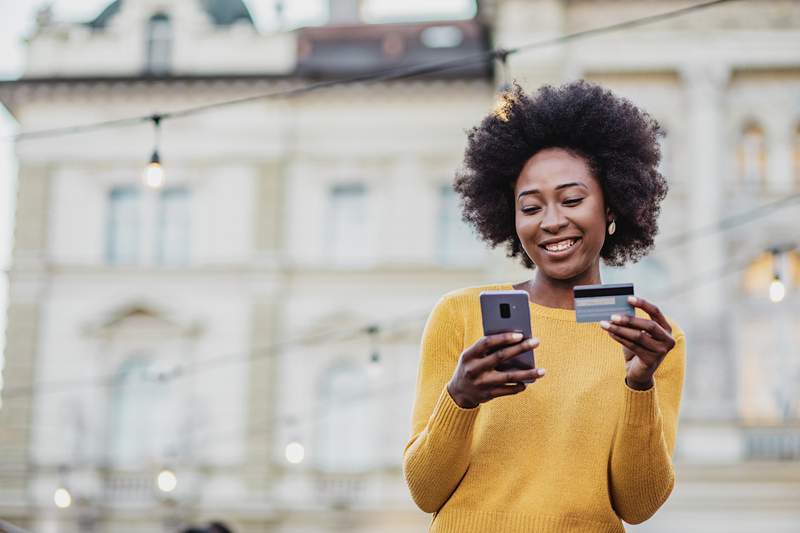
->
[[446, 332, 545, 409]]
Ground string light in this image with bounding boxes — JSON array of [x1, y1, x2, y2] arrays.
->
[[769, 249, 786, 303], [285, 441, 305, 464], [769, 275, 785, 303], [142, 115, 165, 189], [53, 486, 72, 509], [156, 468, 177, 493]]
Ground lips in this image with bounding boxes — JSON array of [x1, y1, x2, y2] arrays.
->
[[538, 237, 581, 256]]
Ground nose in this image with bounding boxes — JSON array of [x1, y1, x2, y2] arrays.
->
[[540, 206, 568, 234]]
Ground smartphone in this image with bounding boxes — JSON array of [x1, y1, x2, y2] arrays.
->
[[479, 290, 535, 381]]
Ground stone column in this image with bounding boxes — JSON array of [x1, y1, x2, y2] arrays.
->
[[681, 64, 738, 423], [0, 163, 51, 501], [675, 63, 747, 465]]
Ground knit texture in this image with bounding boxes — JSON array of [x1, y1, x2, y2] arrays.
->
[[403, 284, 686, 533]]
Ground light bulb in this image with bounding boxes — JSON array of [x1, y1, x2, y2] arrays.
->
[[769, 277, 785, 303], [54, 487, 72, 509], [143, 162, 165, 189], [285, 441, 305, 464], [367, 351, 383, 380], [157, 469, 177, 492], [142, 150, 165, 189]]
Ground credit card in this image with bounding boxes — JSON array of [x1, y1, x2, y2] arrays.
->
[[573, 283, 635, 323]]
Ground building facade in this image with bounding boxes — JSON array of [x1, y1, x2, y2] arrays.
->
[[0, 1, 799, 532]]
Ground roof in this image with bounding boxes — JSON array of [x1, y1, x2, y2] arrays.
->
[[87, 0, 255, 29]]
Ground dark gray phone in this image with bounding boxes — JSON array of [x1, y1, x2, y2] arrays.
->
[[479, 290, 535, 380]]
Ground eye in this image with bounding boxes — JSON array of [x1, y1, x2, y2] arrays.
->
[[520, 206, 541, 214], [563, 198, 584, 206]]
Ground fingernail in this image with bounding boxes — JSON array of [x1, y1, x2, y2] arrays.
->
[[628, 296, 637, 304], [537, 368, 546, 377], [600, 320, 610, 329], [527, 338, 537, 347], [610, 314, 621, 322], [512, 333, 523, 340]]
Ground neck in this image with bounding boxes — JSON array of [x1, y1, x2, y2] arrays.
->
[[517, 262, 602, 310]]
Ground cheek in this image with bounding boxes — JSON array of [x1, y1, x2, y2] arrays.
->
[[515, 213, 538, 241]]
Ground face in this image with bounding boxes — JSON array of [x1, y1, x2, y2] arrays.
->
[[514, 147, 611, 281]]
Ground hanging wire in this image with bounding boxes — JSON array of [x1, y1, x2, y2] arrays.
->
[[3, 0, 743, 143]]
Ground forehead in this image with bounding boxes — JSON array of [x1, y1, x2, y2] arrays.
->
[[515, 147, 599, 192]]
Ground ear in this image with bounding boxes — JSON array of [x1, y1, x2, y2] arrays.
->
[[605, 208, 614, 224]]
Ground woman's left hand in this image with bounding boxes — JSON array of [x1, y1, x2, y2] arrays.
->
[[600, 296, 676, 391]]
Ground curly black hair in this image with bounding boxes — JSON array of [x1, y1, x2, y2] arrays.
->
[[454, 80, 668, 268]]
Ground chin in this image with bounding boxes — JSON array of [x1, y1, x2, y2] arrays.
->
[[535, 259, 590, 281]]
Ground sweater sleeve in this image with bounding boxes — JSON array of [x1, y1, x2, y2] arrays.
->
[[403, 295, 480, 514], [609, 326, 686, 524]]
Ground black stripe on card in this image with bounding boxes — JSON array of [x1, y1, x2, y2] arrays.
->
[[573, 283, 634, 298]]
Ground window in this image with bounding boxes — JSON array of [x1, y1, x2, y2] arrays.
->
[[737, 122, 767, 190], [317, 362, 372, 472], [109, 356, 178, 466], [107, 186, 140, 264], [157, 187, 190, 265], [437, 184, 483, 265], [328, 183, 369, 265], [146, 13, 172, 75]]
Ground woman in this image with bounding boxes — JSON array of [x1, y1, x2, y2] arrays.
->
[[403, 81, 685, 532]]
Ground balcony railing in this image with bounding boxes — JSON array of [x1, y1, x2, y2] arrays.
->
[[744, 426, 800, 461]]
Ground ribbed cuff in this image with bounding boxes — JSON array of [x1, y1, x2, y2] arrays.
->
[[621, 380, 661, 427], [428, 386, 481, 439]]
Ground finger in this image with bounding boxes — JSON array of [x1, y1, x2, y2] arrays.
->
[[610, 314, 671, 342], [475, 367, 545, 387], [607, 331, 660, 366], [463, 332, 525, 361], [487, 382, 527, 399], [602, 321, 664, 353], [628, 296, 672, 334], [473, 337, 539, 374]]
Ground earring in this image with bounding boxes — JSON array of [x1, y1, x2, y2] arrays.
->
[[608, 220, 616, 235]]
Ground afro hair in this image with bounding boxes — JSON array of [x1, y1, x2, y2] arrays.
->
[[454, 80, 668, 268]]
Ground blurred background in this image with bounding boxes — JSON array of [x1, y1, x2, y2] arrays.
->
[[0, 0, 798, 532]]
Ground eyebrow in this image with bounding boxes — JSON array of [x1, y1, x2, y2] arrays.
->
[[517, 181, 589, 199]]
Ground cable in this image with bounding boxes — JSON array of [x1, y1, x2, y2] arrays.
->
[[4, 0, 742, 143], [654, 246, 796, 301], [657, 192, 800, 250], [2, 190, 797, 401], [0, 307, 429, 400]]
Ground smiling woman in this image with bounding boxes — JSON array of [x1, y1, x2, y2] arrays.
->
[[403, 81, 685, 533]]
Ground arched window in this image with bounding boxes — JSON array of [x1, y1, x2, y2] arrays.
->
[[109, 356, 178, 466], [737, 122, 767, 190], [146, 13, 172, 75], [316, 362, 372, 472]]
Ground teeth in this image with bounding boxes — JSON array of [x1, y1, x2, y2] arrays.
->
[[544, 239, 577, 252]]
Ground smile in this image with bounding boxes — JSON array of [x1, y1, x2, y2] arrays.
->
[[539, 238, 581, 255]]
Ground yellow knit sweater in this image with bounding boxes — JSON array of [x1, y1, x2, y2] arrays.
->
[[403, 284, 686, 533]]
